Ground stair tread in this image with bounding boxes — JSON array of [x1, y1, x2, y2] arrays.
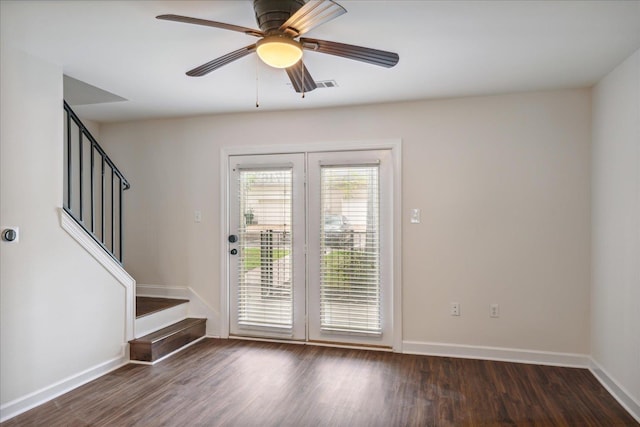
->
[[136, 296, 189, 318], [130, 318, 206, 345]]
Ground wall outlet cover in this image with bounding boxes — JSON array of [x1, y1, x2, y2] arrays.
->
[[450, 302, 460, 316]]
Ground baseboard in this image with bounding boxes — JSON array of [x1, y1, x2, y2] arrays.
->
[[402, 340, 590, 368], [0, 349, 128, 422], [136, 284, 219, 336], [186, 287, 219, 336], [589, 358, 640, 423]]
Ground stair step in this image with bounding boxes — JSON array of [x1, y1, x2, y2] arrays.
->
[[136, 296, 189, 318], [135, 302, 189, 339], [129, 318, 206, 363]]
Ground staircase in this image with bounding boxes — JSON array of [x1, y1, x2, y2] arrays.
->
[[129, 297, 206, 363], [63, 102, 207, 364]]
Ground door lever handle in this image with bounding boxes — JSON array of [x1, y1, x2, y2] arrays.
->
[[230, 249, 238, 255]]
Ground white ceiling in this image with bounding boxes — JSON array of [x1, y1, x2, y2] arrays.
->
[[2, 1, 639, 123]]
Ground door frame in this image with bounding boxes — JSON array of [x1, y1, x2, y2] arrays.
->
[[220, 139, 403, 352]]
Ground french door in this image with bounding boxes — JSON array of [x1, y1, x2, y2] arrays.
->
[[228, 154, 306, 340], [228, 150, 393, 347]]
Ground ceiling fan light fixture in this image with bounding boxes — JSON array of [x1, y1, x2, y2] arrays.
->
[[256, 36, 303, 68]]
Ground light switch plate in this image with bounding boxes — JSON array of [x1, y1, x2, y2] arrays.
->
[[410, 208, 421, 224]]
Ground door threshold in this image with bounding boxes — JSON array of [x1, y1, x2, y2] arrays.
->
[[228, 335, 393, 352]]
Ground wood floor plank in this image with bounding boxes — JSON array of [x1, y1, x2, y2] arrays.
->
[[2, 339, 637, 426]]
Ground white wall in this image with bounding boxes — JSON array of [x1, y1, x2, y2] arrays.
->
[[101, 88, 592, 356], [591, 49, 640, 412], [79, 118, 101, 140], [0, 47, 127, 418]]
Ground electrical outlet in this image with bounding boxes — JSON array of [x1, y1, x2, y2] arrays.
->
[[450, 302, 460, 316], [490, 304, 500, 318]]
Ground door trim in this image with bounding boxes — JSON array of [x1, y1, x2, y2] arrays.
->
[[220, 139, 403, 352]]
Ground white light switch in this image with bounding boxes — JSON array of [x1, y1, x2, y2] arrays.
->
[[410, 208, 421, 224], [194, 210, 202, 223]]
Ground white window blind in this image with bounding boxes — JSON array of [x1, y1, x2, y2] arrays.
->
[[319, 165, 381, 334], [237, 168, 293, 330]]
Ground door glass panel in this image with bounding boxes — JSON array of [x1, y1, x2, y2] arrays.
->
[[237, 168, 293, 329], [320, 165, 381, 334]]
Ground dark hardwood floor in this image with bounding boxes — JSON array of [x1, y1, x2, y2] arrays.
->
[[3, 339, 637, 426]]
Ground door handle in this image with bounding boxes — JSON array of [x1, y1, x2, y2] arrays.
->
[[228, 235, 238, 243], [230, 249, 238, 255]]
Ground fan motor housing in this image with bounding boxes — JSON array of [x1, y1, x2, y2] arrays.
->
[[253, 0, 305, 33]]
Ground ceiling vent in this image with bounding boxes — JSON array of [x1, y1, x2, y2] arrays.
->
[[315, 80, 338, 88], [287, 80, 338, 89]]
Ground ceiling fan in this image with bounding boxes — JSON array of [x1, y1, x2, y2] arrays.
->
[[157, 0, 400, 93]]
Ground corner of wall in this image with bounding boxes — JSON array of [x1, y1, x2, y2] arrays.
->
[[590, 47, 640, 421]]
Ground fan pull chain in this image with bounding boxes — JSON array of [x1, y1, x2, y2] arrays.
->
[[255, 54, 260, 108], [301, 57, 305, 99]]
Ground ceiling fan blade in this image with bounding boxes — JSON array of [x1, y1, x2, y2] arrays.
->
[[279, 0, 346, 36], [286, 62, 318, 93], [157, 14, 264, 38], [301, 37, 399, 68], [187, 45, 257, 77]]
